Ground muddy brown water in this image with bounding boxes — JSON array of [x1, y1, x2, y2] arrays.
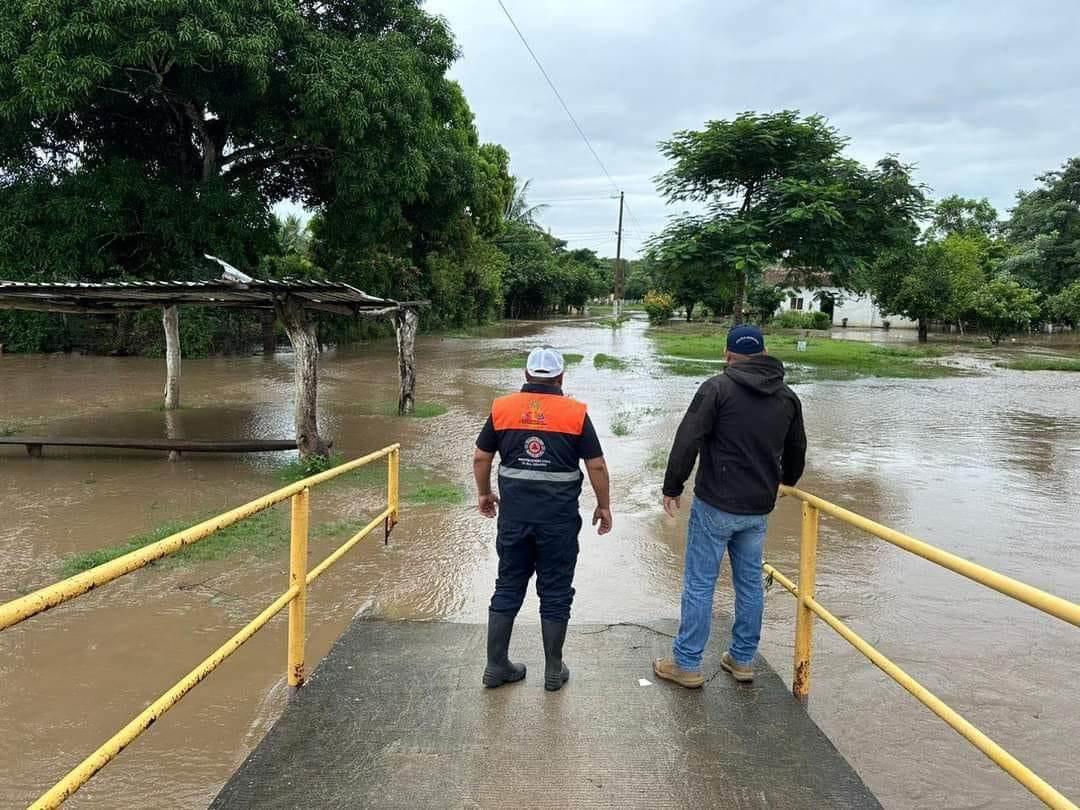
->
[[1, 318, 1078, 809]]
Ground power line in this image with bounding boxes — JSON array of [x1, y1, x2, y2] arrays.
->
[[496, 1, 624, 196], [496, 1, 657, 247]]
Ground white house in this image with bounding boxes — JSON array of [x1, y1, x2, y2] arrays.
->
[[766, 269, 917, 329]]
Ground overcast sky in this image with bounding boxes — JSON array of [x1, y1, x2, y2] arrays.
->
[[423, 0, 1080, 258]]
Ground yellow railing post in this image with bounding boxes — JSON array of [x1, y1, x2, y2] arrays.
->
[[287, 488, 310, 690], [387, 446, 400, 528], [793, 501, 819, 704]]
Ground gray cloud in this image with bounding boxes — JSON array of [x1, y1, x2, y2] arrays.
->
[[427, 0, 1080, 257]]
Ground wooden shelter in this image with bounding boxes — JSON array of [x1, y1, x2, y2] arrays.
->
[[0, 277, 424, 458]]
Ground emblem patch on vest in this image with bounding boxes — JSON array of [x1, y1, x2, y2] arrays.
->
[[525, 436, 546, 458]]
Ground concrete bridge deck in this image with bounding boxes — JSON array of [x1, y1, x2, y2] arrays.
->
[[212, 620, 880, 809]]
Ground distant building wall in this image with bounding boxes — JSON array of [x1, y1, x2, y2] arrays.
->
[[776, 287, 918, 329]]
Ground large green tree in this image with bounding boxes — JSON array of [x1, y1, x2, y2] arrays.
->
[[0, 0, 463, 283], [970, 277, 1041, 344], [1002, 157, 1080, 294], [871, 234, 986, 341], [654, 111, 927, 323]]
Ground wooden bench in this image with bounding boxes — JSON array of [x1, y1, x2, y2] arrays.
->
[[0, 436, 299, 458]]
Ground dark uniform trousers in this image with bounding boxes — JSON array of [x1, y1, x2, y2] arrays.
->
[[490, 514, 582, 623]]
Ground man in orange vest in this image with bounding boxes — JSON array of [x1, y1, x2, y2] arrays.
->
[[474, 346, 612, 691]]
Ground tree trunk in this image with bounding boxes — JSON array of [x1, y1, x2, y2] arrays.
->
[[918, 316, 929, 343], [261, 310, 277, 354], [276, 296, 329, 459], [685, 301, 695, 322], [395, 308, 419, 416], [163, 305, 181, 410], [732, 272, 747, 326]]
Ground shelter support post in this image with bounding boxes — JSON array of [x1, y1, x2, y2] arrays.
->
[[162, 305, 181, 412], [394, 307, 418, 416], [276, 296, 329, 459]]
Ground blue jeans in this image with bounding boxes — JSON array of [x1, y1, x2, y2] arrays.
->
[[673, 498, 768, 672]]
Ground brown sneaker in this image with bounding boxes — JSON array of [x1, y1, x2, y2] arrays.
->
[[653, 657, 705, 689], [721, 651, 753, 683]]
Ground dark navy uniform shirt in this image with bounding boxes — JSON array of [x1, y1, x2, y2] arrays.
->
[[477, 383, 603, 523]]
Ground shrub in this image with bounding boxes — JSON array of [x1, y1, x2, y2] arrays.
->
[[643, 290, 675, 325], [774, 310, 832, 330]]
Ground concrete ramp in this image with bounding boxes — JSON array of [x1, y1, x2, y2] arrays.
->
[[212, 620, 879, 809]]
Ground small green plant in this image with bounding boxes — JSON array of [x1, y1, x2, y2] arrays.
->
[[610, 413, 632, 436], [593, 353, 628, 370], [643, 290, 675, 325], [278, 454, 344, 484]]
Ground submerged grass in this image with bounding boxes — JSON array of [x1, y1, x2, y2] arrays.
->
[[994, 356, 1080, 372], [59, 510, 288, 577], [278, 455, 466, 503], [652, 330, 956, 380], [483, 352, 585, 369], [348, 400, 449, 418], [60, 463, 466, 576], [610, 406, 663, 437], [593, 353, 628, 370]]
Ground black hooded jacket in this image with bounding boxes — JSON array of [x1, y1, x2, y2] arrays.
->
[[662, 355, 806, 515]]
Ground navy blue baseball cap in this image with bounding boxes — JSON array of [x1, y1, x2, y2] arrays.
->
[[726, 325, 766, 355]]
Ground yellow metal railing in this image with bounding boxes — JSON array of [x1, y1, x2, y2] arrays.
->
[[767, 486, 1080, 810], [0, 444, 401, 810]]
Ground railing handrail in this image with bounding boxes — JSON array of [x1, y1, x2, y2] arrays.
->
[[1, 445, 402, 809], [769, 486, 1079, 810], [779, 486, 1080, 628], [0, 444, 400, 633]]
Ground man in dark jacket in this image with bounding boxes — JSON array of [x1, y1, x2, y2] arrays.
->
[[654, 325, 806, 688]]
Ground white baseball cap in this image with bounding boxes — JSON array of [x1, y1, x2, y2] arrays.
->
[[526, 346, 565, 379]]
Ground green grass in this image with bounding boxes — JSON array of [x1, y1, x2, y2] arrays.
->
[[409, 483, 466, 505], [348, 400, 449, 419], [57, 506, 399, 577], [59, 464, 466, 576], [652, 330, 955, 380], [660, 358, 725, 377], [593, 353, 628, 370], [59, 510, 289, 577], [994, 356, 1080, 372], [279, 456, 466, 504], [483, 352, 585, 369]]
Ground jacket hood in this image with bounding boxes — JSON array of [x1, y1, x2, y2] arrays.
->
[[724, 355, 786, 395]]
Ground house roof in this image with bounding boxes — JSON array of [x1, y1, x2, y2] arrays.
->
[[0, 279, 424, 317], [762, 266, 835, 289]]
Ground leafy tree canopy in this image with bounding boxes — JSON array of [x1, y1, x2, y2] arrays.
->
[[928, 195, 999, 240], [653, 111, 927, 323], [0, 0, 463, 281], [1002, 156, 1080, 294], [970, 277, 1041, 344]]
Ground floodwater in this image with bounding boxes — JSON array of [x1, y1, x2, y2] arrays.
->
[[1, 318, 1078, 809]]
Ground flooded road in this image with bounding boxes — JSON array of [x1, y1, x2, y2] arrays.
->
[[1, 318, 1078, 808]]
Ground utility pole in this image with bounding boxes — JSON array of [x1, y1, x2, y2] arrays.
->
[[613, 191, 625, 319]]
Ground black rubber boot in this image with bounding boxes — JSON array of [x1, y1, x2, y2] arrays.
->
[[541, 619, 570, 692], [482, 611, 526, 688]]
